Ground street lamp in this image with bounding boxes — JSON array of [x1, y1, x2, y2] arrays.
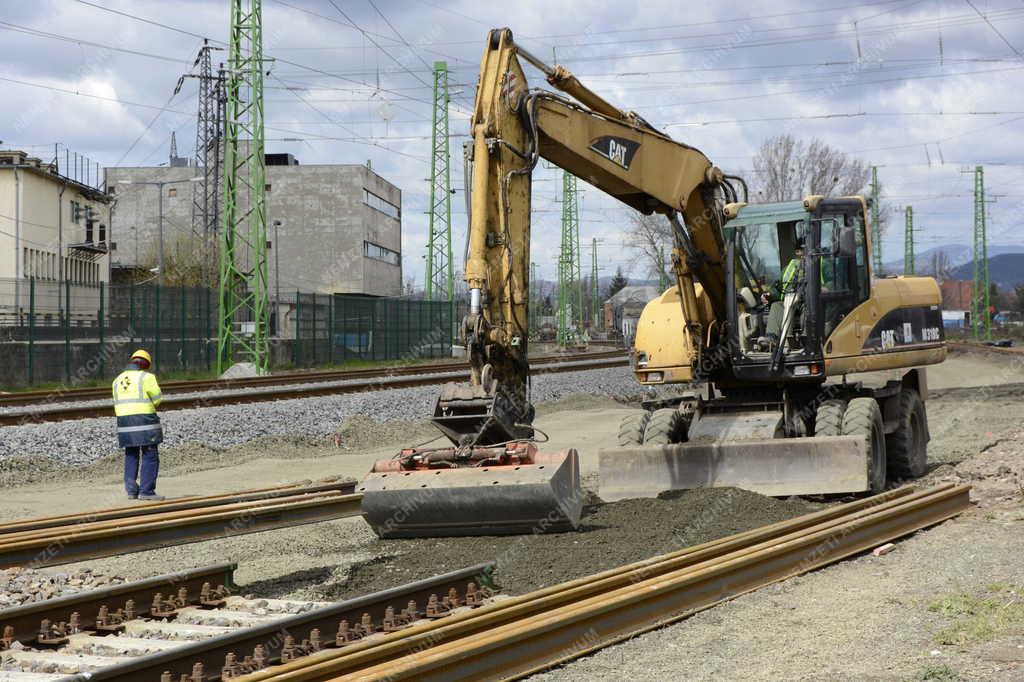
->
[[117, 177, 201, 286]]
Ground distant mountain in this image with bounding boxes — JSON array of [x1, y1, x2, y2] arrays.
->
[[948, 253, 1024, 289], [883, 243, 1024, 275]]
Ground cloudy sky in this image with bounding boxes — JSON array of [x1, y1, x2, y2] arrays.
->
[[3, 0, 1023, 290]]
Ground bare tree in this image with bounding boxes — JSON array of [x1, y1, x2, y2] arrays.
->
[[753, 135, 870, 202], [626, 213, 673, 282]]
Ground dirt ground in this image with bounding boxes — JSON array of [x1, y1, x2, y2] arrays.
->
[[1, 351, 1022, 680]]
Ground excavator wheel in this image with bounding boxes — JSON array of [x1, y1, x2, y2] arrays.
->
[[886, 389, 928, 480], [617, 411, 651, 446], [841, 397, 887, 493], [814, 399, 847, 437], [642, 408, 686, 445]]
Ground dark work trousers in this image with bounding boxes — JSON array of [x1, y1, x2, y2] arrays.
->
[[124, 444, 159, 497]]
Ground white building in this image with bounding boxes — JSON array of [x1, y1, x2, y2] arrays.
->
[[0, 150, 112, 323]]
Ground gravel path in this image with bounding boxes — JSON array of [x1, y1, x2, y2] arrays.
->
[[0, 366, 641, 467]]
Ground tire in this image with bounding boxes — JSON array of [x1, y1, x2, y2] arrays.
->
[[885, 389, 928, 480], [617, 411, 651, 446], [814, 399, 846, 437], [841, 397, 887, 493], [643, 408, 686, 445]]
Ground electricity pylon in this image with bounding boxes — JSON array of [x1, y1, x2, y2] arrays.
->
[[971, 165, 990, 340], [425, 61, 453, 326], [218, 0, 269, 374], [903, 206, 915, 275], [557, 171, 582, 346], [870, 165, 883, 273]]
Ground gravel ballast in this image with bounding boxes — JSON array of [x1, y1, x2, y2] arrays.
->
[[0, 366, 641, 468]]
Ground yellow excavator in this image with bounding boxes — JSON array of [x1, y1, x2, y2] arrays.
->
[[359, 29, 946, 538]]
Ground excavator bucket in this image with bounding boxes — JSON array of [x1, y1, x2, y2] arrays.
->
[[599, 435, 871, 502], [360, 443, 583, 539]]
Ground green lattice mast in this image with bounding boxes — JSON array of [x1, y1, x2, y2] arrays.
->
[[904, 206, 915, 275], [557, 171, 582, 345], [218, 0, 268, 373], [972, 165, 990, 340], [590, 238, 599, 329], [870, 165, 882, 274], [425, 61, 453, 322]]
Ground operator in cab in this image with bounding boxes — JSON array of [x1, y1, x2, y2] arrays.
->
[[761, 237, 808, 348], [112, 349, 165, 501]]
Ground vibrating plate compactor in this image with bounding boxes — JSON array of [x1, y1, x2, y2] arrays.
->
[[359, 379, 584, 539]]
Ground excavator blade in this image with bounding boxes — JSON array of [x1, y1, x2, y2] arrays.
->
[[598, 435, 870, 502], [360, 448, 583, 539]]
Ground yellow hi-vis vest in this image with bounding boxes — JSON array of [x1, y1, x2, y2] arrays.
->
[[112, 369, 162, 416]]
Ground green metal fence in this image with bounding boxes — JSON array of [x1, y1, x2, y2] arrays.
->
[[0, 278, 215, 385], [0, 278, 462, 386], [293, 293, 456, 367]]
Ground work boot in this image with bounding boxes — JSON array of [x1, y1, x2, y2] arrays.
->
[[138, 494, 165, 501], [126, 493, 138, 500]]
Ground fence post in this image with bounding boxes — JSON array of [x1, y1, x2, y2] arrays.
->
[[64, 279, 71, 383], [312, 293, 318, 365], [293, 290, 301, 367], [328, 294, 335, 365], [27, 277, 35, 385], [98, 282, 105, 377], [129, 282, 136, 345], [155, 284, 161, 371], [205, 287, 212, 371], [180, 284, 186, 371]]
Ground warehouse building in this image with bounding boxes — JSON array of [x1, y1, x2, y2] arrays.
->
[[106, 151, 403, 298]]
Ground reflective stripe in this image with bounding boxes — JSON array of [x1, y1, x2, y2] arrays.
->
[[117, 424, 162, 433], [148, 392, 162, 403], [113, 397, 152, 405]]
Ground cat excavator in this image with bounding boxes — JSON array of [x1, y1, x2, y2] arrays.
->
[[359, 28, 946, 538]]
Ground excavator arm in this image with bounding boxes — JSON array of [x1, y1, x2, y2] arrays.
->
[[361, 29, 742, 538], [453, 28, 735, 444]]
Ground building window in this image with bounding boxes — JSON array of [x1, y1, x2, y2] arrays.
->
[[71, 200, 81, 224], [364, 241, 400, 266], [362, 189, 400, 220], [265, 183, 272, 192], [168, 187, 177, 198]]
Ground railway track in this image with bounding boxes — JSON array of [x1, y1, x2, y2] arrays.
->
[[0, 351, 629, 427], [229, 484, 969, 682], [0, 480, 361, 570], [0, 562, 497, 681], [0, 484, 968, 680]]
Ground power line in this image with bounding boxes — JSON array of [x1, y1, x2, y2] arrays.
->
[[964, 0, 1024, 59], [0, 20, 189, 63]]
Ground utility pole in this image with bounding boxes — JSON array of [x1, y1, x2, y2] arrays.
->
[[557, 171, 582, 346], [903, 206, 915, 275], [218, 0, 269, 374], [425, 61, 453, 326], [972, 165, 990, 340], [870, 165, 883, 273]]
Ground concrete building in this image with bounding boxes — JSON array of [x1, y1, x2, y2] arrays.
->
[[0, 150, 112, 323], [106, 152, 403, 298]]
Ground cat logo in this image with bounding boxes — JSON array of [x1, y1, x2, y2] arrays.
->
[[588, 136, 640, 170]]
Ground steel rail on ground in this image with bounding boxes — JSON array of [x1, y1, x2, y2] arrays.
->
[[233, 484, 970, 682], [0, 489, 364, 569]]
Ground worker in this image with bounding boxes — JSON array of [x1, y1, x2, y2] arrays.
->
[[761, 238, 809, 347], [112, 349, 165, 501]]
